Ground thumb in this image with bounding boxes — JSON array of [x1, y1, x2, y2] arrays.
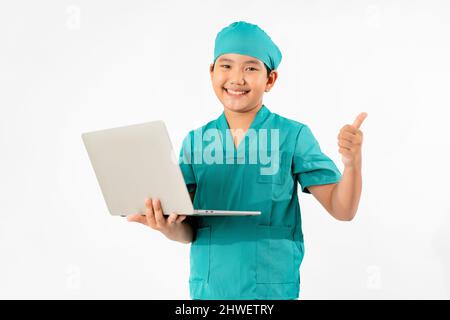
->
[[352, 112, 368, 129]]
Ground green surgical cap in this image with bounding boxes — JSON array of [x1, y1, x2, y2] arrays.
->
[[213, 21, 282, 70]]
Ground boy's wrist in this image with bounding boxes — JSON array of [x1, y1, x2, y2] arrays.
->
[[344, 156, 362, 170]]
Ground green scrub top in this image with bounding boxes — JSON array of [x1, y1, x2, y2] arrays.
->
[[179, 105, 341, 299]]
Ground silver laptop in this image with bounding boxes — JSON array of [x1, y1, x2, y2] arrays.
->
[[81, 121, 260, 217]]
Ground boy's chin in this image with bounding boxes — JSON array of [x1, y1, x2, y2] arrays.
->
[[223, 102, 253, 113]]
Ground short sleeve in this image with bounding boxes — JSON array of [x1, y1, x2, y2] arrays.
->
[[293, 125, 342, 194], [179, 131, 197, 193]]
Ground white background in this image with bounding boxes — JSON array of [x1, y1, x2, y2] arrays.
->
[[1, 0, 449, 299]]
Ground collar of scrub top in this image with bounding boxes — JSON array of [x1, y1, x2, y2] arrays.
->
[[216, 104, 272, 154]]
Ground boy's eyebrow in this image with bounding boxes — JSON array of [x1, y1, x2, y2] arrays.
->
[[217, 58, 261, 65]]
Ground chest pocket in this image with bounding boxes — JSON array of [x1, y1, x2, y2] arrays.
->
[[256, 151, 291, 185]]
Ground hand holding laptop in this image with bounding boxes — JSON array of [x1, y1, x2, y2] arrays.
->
[[127, 198, 193, 243]]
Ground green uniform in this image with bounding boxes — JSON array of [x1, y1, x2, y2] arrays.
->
[[179, 105, 341, 299]]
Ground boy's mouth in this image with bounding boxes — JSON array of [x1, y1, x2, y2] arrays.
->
[[224, 88, 250, 97]]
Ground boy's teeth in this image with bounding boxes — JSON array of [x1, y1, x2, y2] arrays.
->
[[227, 89, 247, 95]]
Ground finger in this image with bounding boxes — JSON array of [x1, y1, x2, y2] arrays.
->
[[167, 213, 178, 224], [153, 198, 165, 226], [339, 131, 362, 145], [145, 198, 157, 228], [176, 215, 187, 223], [127, 214, 148, 225], [339, 147, 352, 156], [338, 131, 356, 143], [340, 124, 358, 135], [338, 140, 353, 149], [352, 112, 368, 129]]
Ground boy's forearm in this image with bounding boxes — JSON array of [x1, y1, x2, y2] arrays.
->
[[164, 220, 194, 244], [330, 162, 362, 221]]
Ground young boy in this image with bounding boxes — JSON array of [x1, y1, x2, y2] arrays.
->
[[128, 21, 367, 299]]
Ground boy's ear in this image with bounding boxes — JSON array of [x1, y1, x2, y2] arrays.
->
[[265, 70, 278, 92], [209, 63, 215, 81]]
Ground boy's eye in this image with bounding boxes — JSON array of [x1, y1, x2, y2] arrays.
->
[[219, 65, 257, 71]]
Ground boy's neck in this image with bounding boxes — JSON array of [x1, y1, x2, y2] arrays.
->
[[223, 103, 263, 131]]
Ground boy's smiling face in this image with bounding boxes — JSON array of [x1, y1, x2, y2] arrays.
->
[[210, 53, 278, 113]]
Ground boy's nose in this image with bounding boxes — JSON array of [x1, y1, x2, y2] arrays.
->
[[229, 80, 245, 86], [229, 70, 245, 85]]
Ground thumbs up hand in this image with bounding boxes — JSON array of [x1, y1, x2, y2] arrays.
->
[[337, 112, 368, 167]]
